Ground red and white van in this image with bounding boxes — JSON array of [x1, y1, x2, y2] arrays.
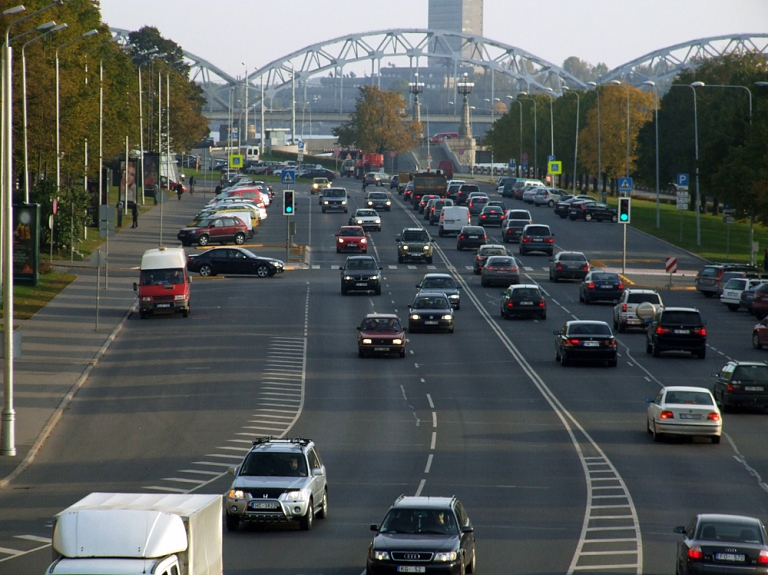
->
[[134, 247, 190, 319]]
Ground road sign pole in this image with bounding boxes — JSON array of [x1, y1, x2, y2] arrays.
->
[[623, 223, 627, 275]]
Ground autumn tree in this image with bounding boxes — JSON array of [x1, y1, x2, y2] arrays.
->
[[333, 86, 422, 154]]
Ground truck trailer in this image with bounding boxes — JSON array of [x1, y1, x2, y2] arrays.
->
[[46, 492, 222, 575]]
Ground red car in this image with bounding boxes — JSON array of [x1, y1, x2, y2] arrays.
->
[[335, 226, 368, 253], [753, 317, 768, 348], [357, 313, 406, 358]]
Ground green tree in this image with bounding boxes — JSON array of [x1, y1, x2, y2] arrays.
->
[[333, 86, 422, 154]]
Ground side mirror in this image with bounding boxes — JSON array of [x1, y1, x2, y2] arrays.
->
[[395, 237, 401, 242], [370, 524, 379, 532], [645, 397, 654, 403], [461, 525, 475, 534], [673, 526, 686, 534], [356, 326, 361, 331], [133, 282, 138, 292], [312, 467, 324, 476], [227, 466, 237, 475], [711, 372, 718, 378]]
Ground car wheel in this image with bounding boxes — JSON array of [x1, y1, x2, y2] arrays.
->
[[466, 550, 476, 574], [697, 347, 706, 359], [358, 349, 365, 358], [584, 295, 591, 305], [481, 279, 488, 287], [181, 307, 189, 318], [753, 332, 763, 349], [299, 501, 314, 530], [473, 268, 480, 275], [448, 325, 455, 334], [234, 232, 246, 245], [560, 353, 569, 366], [727, 304, 740, 312], [322, 207, 326, 213], [198, 264, 213, 277], [457, 244, 462, 251], [652, 421, 662, 442], [317, 489, 328, 519], [399, 349, 406, 358], [225, 513, 240, 531], [439, 227, 445, 237], [426, 257, 433, 264], [139, 310, 147, 320], [647, 419, 653, 435], [646, 340, 652, 354], [712, 435, 721, 444], [585, 214, 593, 222], [652, 342, 661, 357], [374, 286, 382, 295], [548, 200, 555, 207], [611, 214, 618, 223], [552, 275, 559, 283], [197, 235, 209, 246], [256, 264, 270, 278]]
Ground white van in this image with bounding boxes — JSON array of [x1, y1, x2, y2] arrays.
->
[[438, 206, 471, 237], [245, 146, 260, 161]]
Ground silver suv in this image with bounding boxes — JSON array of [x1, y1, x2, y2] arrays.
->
[[225, 437, 328, 531]]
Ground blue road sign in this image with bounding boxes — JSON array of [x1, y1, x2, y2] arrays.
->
[[298, 141, 305, 150], [618, 177, 633, 193], [508, 158, 516, 169], [281, 169, 296, 185], [676, 173, 689, 189], [547, 155, 556, 162]]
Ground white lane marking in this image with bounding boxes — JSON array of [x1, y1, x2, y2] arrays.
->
[[0, 547, 23, 556], [161, 477, 207, 485], [400, 385, 408, 401], [179, 469, 221, 476], [144, 486, 188, 493], [432, 412, 437, 428], [408, 265, 417, 269], [311, 265, 320, 269], [431, 432, 437, 450], [415, 479, 426, 497], [192, 461, 232, 467], [15, 535, 51, 543], [388, 265, 398, 269], [427, 393, 434, 408], [425, 454, 434, 473]]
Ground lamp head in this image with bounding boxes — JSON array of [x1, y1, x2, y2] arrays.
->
[[642, 80, 655, 86], [587, 81, 596, 87], [756, 82, 768, 87], [691, 81, 705, 87], [51, 23, 67, 32], [2, 6, 25, 16], [37, 21, 56, 31], [609, 80, 621, 85]]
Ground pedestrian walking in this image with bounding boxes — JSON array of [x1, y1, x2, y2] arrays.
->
[[176, 182, 184, 201], [131, 202, 139, 228], [214, 183, 222, 196], [189, 175, 195, 196]]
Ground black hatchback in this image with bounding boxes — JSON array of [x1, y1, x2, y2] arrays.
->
[[456, 226, 488, 250], [712, 361, 768, 411], [646, 307, 707, 359]]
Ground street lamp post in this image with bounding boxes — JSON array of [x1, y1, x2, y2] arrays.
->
[[505, 96, 523, 177], [642, 81, 661, 229], [518, 93, 537, 178], [242, 62, 248, 145], [136, 49, 162, 204], [610, 80, 631, 178], [562, 87, 580, 193], [671, 82, 703, 246], [22, 22, 63, 203], [586, 82, 603, 198], [408, 73, 424, 124]]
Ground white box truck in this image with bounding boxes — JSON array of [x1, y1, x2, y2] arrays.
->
[[46, 493, 222, 575]]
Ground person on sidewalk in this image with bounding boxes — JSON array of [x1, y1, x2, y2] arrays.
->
[[176, 182, 183, 200], [189, 175, 195, 196], [131, 202, 139, 228]]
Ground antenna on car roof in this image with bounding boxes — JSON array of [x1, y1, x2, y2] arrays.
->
[[252, 436, 274, 445]]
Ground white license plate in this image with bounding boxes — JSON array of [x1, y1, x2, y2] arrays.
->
[[583, 341, 599, 347], [600, 285, 613, 289], [469, 235, 479, 238], [745, 386, 764, 391], [425, 321, 438, 325], [679, 413, 702, 419], [374, 347, 390, 351], [674, 329, 690, 334], [716, 553, 745, 562], [398, 567, 426, 574], [533, 238, 542, 242], [156, 303, 171, 308], [356, 282, 368, 286], [520, 302, 533, 306]]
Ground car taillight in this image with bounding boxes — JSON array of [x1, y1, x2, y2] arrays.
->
[[580, 205, 586, 210], [539, 300, 546, 307], [507, 301, 514, 307], [500, 215, 505, 219], [566, 338, 580, 345], [618, 282, 624, 290], [510, 267, 518, 271], [693, 327, 706, 336], [660, 410, 674, 419], [583, 264, 589, 270], [485, 266, 496, 271], [757, 549, 768, 564], [556, 264, 563, 270], [717, 269, 724, 278], [707, 412, 720, 421], [546, 237, 553, 243], [622, 304, 628, 312], [605, 339, 617, 347], [588, 282, 595, 290], [481, 214, 487, 219], [688, 545, 703, 560], [656, 326, 670, 334], [523, 237, 531, 243], [459, 235, 466, 240]]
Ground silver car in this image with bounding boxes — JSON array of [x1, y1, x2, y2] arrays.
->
[[225, 437, 329, 531], [533, 188, 566, 207], [481, 255, 520, 287]]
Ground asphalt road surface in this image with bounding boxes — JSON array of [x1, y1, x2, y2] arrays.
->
[[1, 178, 767, 575]]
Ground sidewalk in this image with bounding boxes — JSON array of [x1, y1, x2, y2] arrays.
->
[[0, 186, 208, 487]]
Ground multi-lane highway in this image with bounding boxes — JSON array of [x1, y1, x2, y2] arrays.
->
[[1, 177, 768, 575]]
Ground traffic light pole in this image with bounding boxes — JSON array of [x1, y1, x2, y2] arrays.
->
[[623, 223, 627, 275]]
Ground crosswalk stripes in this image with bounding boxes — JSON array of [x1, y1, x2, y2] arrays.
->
[[0, 535, 53, 560]]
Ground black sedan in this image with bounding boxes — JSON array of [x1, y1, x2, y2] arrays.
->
[[408, 291, 454, 333], [554, 320, 618, 366], [580, 271, 624, 304], [674, 514, 768, 575], [456, 226, 488, 251], [570, 201, 618, 222], [186, 247, 284, 277], [477, 205, 505, 227], [500, 284, 547, 319]]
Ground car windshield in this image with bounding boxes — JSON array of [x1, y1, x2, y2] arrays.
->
[[379, 508, 459, 535], [239, 451, 307, 477], [627, 293, 661, 304], [732, 365, 768, 383], [356, 210, 377, 217], [339, 228, 364, 237], [413, 296, 449, 309], [567, 323, 612, 336], [697, 521, 764, 544], [422, 277, 456, 290], [403, 231, 429, 242], [663, 390, 713, 405], [560, 254, 587, 261], [139, 268, 185, 286], [324, 189, 345, 198], [361, 318, 402, 331], [346, 259, 377, 270], [369, 193, 386, 199], [660, 311, 702, 326]]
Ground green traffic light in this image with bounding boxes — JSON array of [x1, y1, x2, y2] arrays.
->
[[620, 213, 628, 221], [286, 207, 293, 213]]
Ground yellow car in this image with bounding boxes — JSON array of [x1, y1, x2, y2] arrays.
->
[[311, 177, 331, 194]]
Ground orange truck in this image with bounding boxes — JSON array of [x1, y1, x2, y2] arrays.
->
[[355, 153, 384, 179]]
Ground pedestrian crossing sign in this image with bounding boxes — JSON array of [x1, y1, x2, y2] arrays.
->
[[230, 154, 243, 168], [548, 161, 562, 175], [618, 177, 633, 193], [281, 169, 296, 184]]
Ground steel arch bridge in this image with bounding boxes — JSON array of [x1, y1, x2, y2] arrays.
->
[[599, 33, 768, 85]]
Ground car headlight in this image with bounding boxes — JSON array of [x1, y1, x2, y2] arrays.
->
[[341, 200, 347, 204], [371, 550, 390, 561], [423, 245, 432, 252], [228, 489, 245, 500], [410, 314, 420, 320], [344, 275, 354, 280], [367, 201, 373, 206], [374, 220, 381, 224], [323, 200, 329, 205], [371, 275, 380, 280], [357, 220, 364, 224], [386, 201, 391, 205], [443, 314, 453, 320], [434, 551, 458, 562], [141, 296, 151, 302], [402, 245, 409, 251], [174, 295, 186, 301], [362, 338, 372, 344], [449, 294, 459, 299], [392, 338, 403, 345]]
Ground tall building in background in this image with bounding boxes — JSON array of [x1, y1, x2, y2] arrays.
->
[[428, 0, 483, 62]]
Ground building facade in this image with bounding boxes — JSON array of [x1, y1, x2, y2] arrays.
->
[[428, 0, 483, 61]]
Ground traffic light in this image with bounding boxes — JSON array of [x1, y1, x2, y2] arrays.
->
[[618, 197, 631, 224], [283, 190, 295, 215]]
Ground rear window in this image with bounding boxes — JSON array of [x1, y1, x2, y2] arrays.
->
[[488, 257, 515, 266], [699, 266, 720, 278], [660, 311, 703, 326], [696, 521, 763, 544], [461, 185, 479, 192], [591, 273, 619, 281], [481, 247, 507, 256], [732, 365, 768, 383], [508, 211, 530, 219], [525, 226, 550, 236], [560, 253, 587, 261], [627, 293, 661, 304], [512, 288, 541, 298], [462, 227, 485, 234], [724, 278, 748, 290], [567, 323, 612, 336], [664, 391, 713, 406]]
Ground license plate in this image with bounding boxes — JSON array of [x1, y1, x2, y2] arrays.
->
[[745, 386, 764, 391], [398, 567, 426, 574], [425, 321, 438, 325], [674, 329, 690, 334], [248, 501, 279, 510], [520, 302, 533, 306], [533, 238, 542, 242], [715, 553, 745, 562], [156, 303, 171, 308], [469, 235, 479, 238], [679, 413, 702, 419], [356, 282, 368, 287], [600, 285, 613, 289], [374, 347, 390, 351], [583, 341, 599, 347]]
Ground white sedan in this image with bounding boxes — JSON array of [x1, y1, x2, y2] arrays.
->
[[348, 209, 381, 232], [646, 386, 721, 443]]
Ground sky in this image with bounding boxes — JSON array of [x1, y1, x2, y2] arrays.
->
[[100, 0, 767, 78]]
